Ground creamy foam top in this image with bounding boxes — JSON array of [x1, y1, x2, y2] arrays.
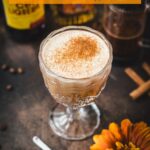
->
[[42, 30, 110, 79]]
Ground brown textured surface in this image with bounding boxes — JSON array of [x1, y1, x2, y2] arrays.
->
[[0, 22, 150, 150]]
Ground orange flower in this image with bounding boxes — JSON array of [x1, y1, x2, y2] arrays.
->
[[90, 119, 150, 150]]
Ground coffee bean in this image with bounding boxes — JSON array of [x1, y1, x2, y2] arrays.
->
[[17, 67, 24, 74], [1, 64, 8, 70], [9, 67, 16, 74], [0, 123, 8, 131], [5, 84, 13, 91]]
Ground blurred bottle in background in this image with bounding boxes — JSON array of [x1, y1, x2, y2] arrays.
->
[[91, 5, 104, 32], [50, 5, 96, 28], [103, 5, 146, 64], [2, 0, 46, 42], [0, 0, 4, 17], [0, 1, 4, 42]]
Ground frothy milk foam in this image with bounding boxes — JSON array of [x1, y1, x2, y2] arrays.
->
[[42, 30, 109, 79]]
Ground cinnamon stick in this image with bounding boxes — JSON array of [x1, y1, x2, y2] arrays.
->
[[142, 62, 150, 76], [130, 80, 150, 100], [125, 68, 145, 85], [125, 68, 150, 96]]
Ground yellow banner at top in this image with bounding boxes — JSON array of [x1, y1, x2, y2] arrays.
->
[[8, 0, 141, 4]]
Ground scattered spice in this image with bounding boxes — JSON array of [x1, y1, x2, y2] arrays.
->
[[1, 64, 8, 71], [9, 67, 16, 74], [1, 63, 25, 92], [5, 84, 13, 91], [1, 64, 25, 75], [17, 67, 24, 74]]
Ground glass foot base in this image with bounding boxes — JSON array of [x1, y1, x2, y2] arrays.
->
[[49, 103, 100, 140]]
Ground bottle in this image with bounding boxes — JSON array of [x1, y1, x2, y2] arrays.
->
[[103, 5, 146, 64], [50, 5, 96, 28], [2, 0, 46, 42], [0, 1, 4, 43], [0, 1, 3, 17]]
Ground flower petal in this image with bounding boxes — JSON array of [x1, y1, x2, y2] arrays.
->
[[93, 135, 100, 144], [90, 119, 150, 150], [130, 122, 147, 143], [143, 142, 150, 150], [121, 119, 132, 139], [140, 134, 150, 149], [90, 144, 102, 150], [136, 127, 150, 147], [93, 135, 113, 149], [109, 122, 122, 141], [127, 124, 134, 142], [102, 129, 117, 144]]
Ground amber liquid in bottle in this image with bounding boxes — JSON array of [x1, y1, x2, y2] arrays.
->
[[2, 2, 46, 42], [50, 5, 96, 27]]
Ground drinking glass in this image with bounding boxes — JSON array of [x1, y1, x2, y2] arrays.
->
[[141, 3, 150, 48], [39, 26, 113, 140], [103, 5, 146, 63]]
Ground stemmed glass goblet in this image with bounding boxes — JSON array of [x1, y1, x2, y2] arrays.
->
[[39, 26, 113, 140]]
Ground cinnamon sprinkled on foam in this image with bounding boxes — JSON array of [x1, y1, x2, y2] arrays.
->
[[42, 30, 109, 79], [54, 36, 99, 64]]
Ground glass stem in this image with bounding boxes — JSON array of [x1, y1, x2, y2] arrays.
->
[[66, 107, 79, 122]]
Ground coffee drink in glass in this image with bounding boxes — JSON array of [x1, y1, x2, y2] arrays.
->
[[39, 26, 112, 140]]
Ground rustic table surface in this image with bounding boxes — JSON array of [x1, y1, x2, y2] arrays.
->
[[0, 19, 150, 150]]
